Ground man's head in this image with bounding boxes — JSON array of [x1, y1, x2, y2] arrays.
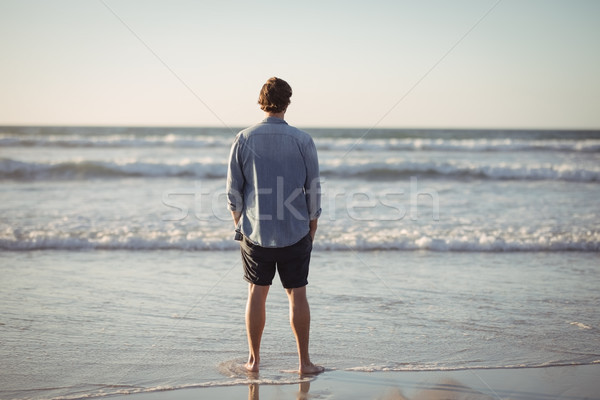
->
[[258, 77, 292, 113]]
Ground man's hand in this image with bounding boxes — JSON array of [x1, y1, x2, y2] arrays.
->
[[309, 218, 318, 242], [231, 211, 241, 227]]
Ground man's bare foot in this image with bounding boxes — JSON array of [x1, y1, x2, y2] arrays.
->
[[244, 361, 259, 373], [299, 362, 324, 375]]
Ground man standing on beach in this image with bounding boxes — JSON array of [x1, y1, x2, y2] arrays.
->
[[226, 77, 323, 375]]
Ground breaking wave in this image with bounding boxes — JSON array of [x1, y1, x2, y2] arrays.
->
[[2, 158, 598, 182], [2, 229, 598, 251]]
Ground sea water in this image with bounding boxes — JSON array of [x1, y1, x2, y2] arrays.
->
[[1, 126, 599, 399]]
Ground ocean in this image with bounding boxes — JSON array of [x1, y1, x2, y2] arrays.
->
[[1, 126, 599, 399]]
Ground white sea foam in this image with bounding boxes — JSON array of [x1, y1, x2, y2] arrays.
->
[[569, 322, 592, 330], [0, 134, 231, 149], [344, 360, 600, 373], [319, 137, 600, 153], [322, 159, 600, 181], [2, 227, 598, 251], [0, 158, 227, 180], [3, 132, 600, 152]]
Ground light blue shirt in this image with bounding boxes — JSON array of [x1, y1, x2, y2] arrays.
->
[[226, 117, 321, 248]]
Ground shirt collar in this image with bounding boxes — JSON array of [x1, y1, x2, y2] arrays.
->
[[262, 116, 288, 125]]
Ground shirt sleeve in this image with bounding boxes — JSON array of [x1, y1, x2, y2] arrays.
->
[[304, 136, 322, 220], [226, 135, 245, 212]]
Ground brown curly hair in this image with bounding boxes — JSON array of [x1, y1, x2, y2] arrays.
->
[[258, 77, 292, 113]]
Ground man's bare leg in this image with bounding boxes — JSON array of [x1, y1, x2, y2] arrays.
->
[[245, 283, 269, 372], [286, 286, 324, 374]]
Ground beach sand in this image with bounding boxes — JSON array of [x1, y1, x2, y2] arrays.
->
[[109, 364, 599, 400]]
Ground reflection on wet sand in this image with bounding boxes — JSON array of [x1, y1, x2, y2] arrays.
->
[[380, 378, 496, 400], [248, 381, 310, 400], [247, 377, 495, 400]]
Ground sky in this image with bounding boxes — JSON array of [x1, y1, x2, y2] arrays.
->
[[1, 0, 599, 129]]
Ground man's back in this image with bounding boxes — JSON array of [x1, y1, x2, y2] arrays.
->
[[227, 116, 321, 248]]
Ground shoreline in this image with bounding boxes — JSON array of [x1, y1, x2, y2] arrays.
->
[[108, 364, 600, 400]]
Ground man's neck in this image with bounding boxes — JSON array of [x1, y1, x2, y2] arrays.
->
[[265, 111, 286, 120]]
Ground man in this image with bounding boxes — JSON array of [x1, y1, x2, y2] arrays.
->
[[226, 77, 323, 375]]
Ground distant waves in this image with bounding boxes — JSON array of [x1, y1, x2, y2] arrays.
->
[[3, 133, 600, 153], [2, 158, 599, 182], [3, 126, 599, 255]]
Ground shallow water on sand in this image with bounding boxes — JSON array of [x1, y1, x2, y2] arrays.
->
[[1, 250, 598, 399]]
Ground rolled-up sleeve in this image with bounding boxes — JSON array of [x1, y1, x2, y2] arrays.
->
[[304, 137, 321, 220], [226, 136, 245, 212]]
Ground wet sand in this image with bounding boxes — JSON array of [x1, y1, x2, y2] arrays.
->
[[109, 364, 599, 400]]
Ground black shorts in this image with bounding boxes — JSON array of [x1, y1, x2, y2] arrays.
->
[[240, 233, 313, 289]]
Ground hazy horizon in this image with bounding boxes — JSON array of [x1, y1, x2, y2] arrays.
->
[[2, 124, 600, 132]]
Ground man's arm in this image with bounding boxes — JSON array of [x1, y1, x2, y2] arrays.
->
[[226, 136, 245, 225], [304, 137, 321, 221], [304, 136, 321, 243]]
